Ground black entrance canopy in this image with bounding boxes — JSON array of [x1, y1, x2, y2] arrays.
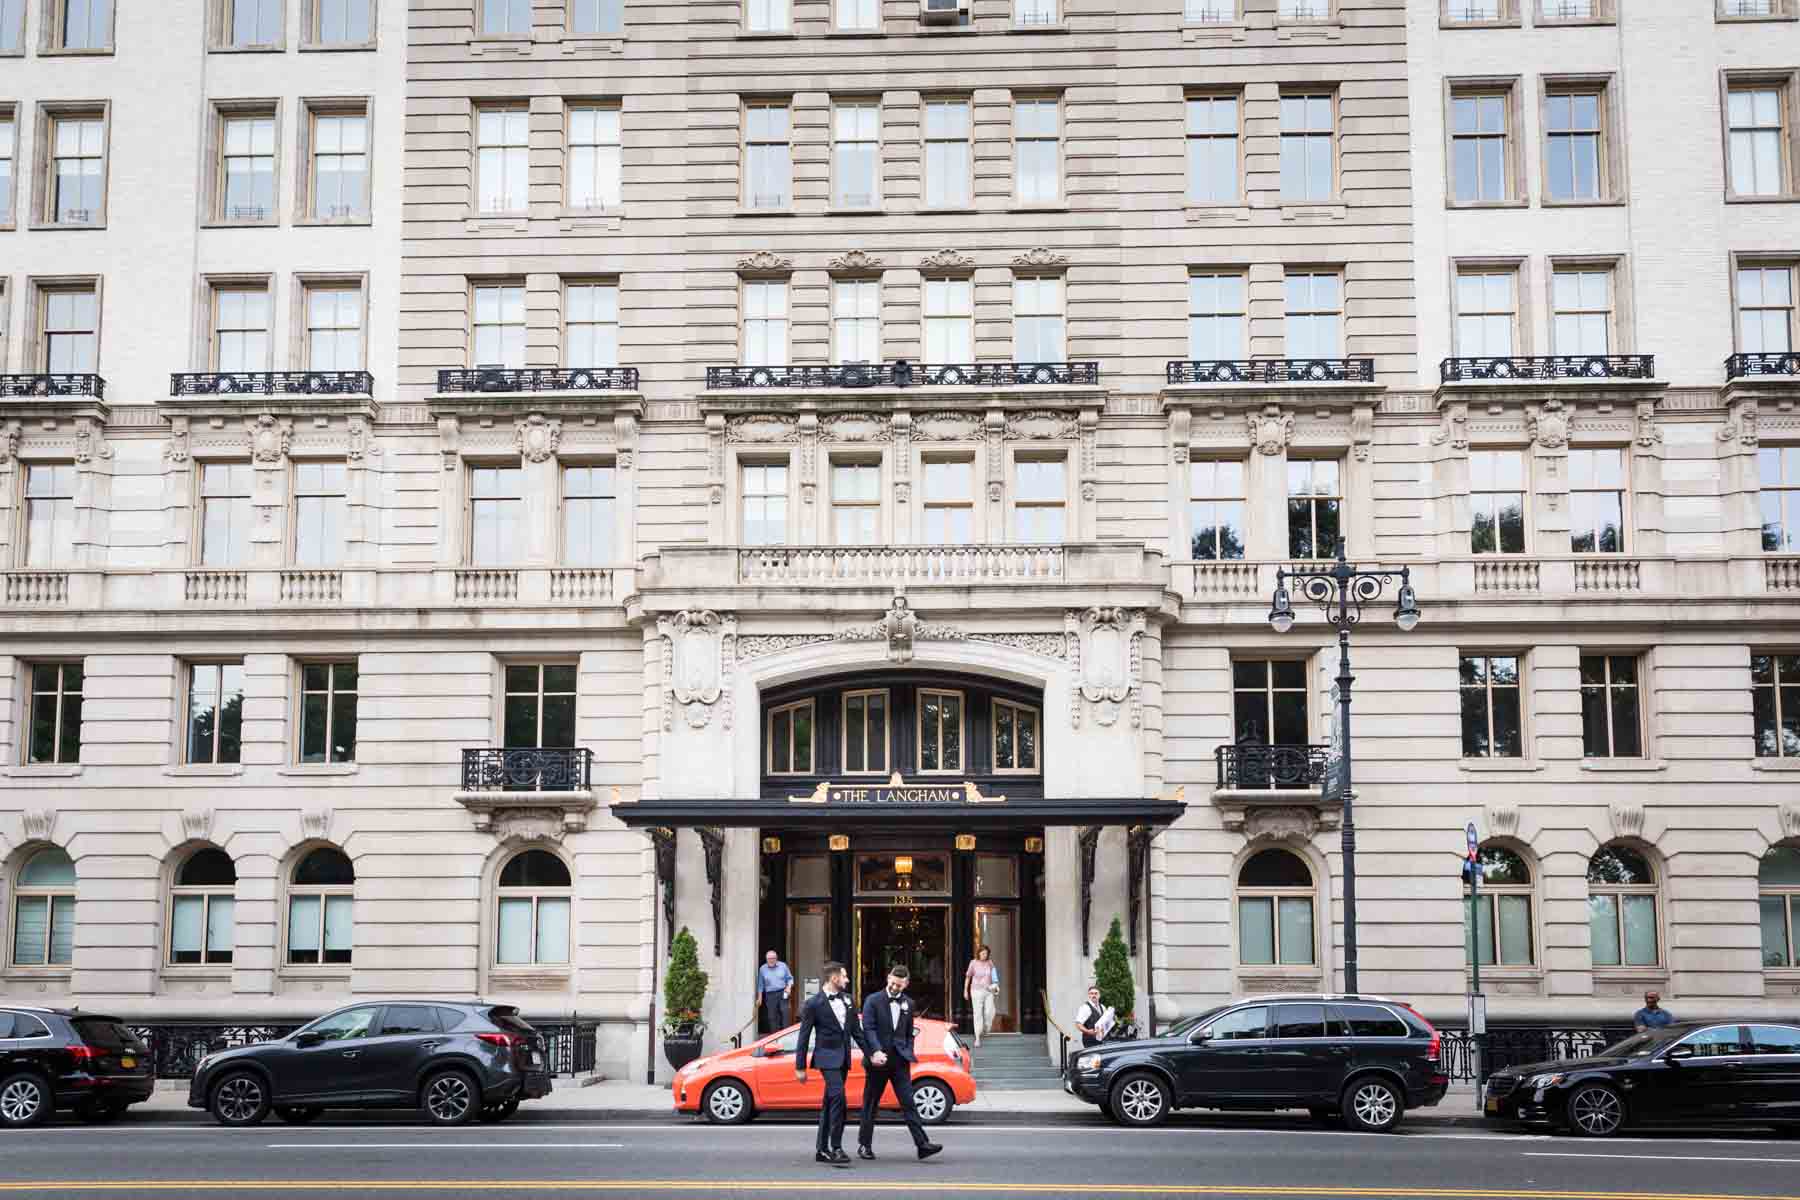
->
[[607, 788, 1187, 834]]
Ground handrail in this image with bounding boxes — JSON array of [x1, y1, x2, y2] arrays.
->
[[729, 1013, 759, 1049], [1041, 988, 1071, 1068]]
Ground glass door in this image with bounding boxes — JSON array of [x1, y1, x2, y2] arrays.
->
[[855, 904, 951, 1019], [974, 905, 1020, 1033]]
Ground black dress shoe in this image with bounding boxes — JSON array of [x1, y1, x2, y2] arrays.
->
[[831, 1149, 853, 1165], [857, 1146, 876, 1160], [816, 1152, 836, 1165], [917, 1143, 943, 1160]]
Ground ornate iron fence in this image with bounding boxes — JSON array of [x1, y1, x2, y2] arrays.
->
[[705, 360, 1100, 389], [1166, 358, 1376, 385], [1439, 355, 1655, 383], [532, 1022, 600, 1076], [436, 367, 640, 393], [1215, 742, 1329, 790], [460, 747, 594, 793], [1726, 351, 1800, 379], [0, 373, 106, 399], [1438, 1025, 1633, 1083], [130, 1024, 301, 1079], [170, 371, 374, 396]]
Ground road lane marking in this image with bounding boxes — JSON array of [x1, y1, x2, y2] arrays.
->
[[3, 1183, 1800, 1199], [267, 1143, 624, 1150], [1527, 1153, 1800, 1166]]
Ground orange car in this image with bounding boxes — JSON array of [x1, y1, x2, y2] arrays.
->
[[675, 1017, 976, 1125]]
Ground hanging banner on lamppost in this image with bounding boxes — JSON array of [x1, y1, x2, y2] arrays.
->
[[1324, 684, 1349, 801]]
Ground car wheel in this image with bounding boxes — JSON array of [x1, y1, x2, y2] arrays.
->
[[1341, 1077, 1404, 1133], [0, 1074, 52, 1129], [701, 1080, 753, 1126], [275, 1106, 323, 1124], [910, 1079, 954, 1126], [209, 1071, 271, 1127], [479, 1098, 521, 1124], [1109, 1072, 1171, 1128], [1565, 1084, 1625, 1138], [76, 1101, 126, 1124], [420, 1069, 480, 1126]]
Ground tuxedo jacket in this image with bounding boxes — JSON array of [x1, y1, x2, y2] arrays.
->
[[861, 989, 920, 1064], [795, 989, 873, 1072]]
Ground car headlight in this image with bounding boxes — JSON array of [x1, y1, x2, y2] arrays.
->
[[1077, 1054, 1104, 1072], [1530, 1073, 1566, 1089], [680, 1059, 706, 1076]]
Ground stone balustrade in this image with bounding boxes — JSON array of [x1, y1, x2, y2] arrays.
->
[[0, 566, 635, 610]]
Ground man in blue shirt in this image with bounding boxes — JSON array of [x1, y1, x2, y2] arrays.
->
[[1633, 991, 1674, 1032], [757, 949, 795, 1031]]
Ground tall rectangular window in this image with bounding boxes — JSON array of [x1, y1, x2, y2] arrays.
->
[[1469, 450, 1526, 554], [314, 0, 371, 43], [570, 0, 622, 34], [918, 689, 964, 773], [562, 463, 616, 565], [229, 0, 282, 46], [832, 462, 881, 545], [211, 286, 270, 372], [1460, 654, 1523, 758], [1455, 271, 1516, 357], [293, 461, 347, 567], [186, 662, 245, 765], [1013, 276, 1065, 362], [1279, 0, 1329, 15], [48, 113, 104, 225], [477, 107, 529, 215], [27, 662, 82, 766], [742, 279, 788, 366], [1284, 271, 1342, 358], [1016, 0, 1056, 22], [1233, 660, 1307, 745], [922, 459, 974, 545], [1279, 93, 1333, 202], [1187, 0, 1234, 19], [1189, 460, 1246, 561], [832, 279, 879, 363], [565, 282, 619, 367], [1451, 92, 1509, 204], [1543, 0, 1594, 14], [1754, 652, 1800, 759], [1186, 95, 1239, 204], [469, 464, 524, 565], [1286, 459, 1341, 559], [742, 462, 788, 546], [842, 690, 889, 774], [1728, 85, 1787, 198], [1739, 265, 1795, 353], [1552, 268, 1612, 355], [1, 0, 22, 51], [768, 699, 814, 775], [200, 462, 254, 567], [746, 0, 789, 32], [924, 99, 972, 208], [311, 110, 368, 220], [1188, 274, 1246, 360], [832, 101, 880, 208], [0, 112, 14, 219], [41, 287, 98, 373], [568, 105, 621, 211], [1580, 654, 1642, 758], [993, 699, 1040, 772], [472, 283, 526, 368], [482, 0, 530, 35], [24, 464, 77, 569], [1446, 0, 1500, 20], [305, 285, 363, 370], [221, 112, 276, 222], [743, 102, 792, 209], [504, 664, 576, 749], [837, 0, 877, 29], [1014, 458, 1066, 543], [56, 0, 109, 49], [1568, 447, 1625, 553], [1545, 88, 1604, 201], [299, 662, 357, 764], [1013, 97, 1060, 204], [1761, 446, 1800, 552], [923, 277, 973, 362]]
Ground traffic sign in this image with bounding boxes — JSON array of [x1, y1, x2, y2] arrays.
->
[[1465, 821, 1479, 858]]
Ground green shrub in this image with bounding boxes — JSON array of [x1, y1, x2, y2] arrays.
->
[[663, 926, 709, 1033], [1094, 916, 1134, 1023]]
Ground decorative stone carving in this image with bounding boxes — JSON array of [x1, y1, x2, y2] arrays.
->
[[1634, 400, 1663, 450], [346, 414, 378, 463], [437, 416, 461, 471], [1065, 607, 1145, 728], [1609, 804, 1646, 841], [1527, 400, 1569, 449], [1352, 404, 1374, 461], [736, 250, 793, 274], [1004, 409, 1079, 440], [658, 609, 737, 730], [301, 808, 332, 842], [819, 413, 892, 443], [514, 413, 563, 463], [1247, 406, 1294, 456], [492, 808, 574, 844], [181, 809, 215, 844], [738, 633, 837, 661], [726, 414, 801, 443], [1721, 401, 1759, 447], [164, 416, 192, 463], [1780, 805, 1800, 841], [967, 632, 1068, 659], [0, 420, 19, 463], [1169, 408, 1192, 466], [828, 250, 884, 273], [1432, 403, 1468, 452], [913, 411, 983, 442], [835, 596, 965, 662], [21, 809, 55, 843], [1011, 247, 1068, 269], [248, 413, 293, 464], [1486, 805, 1520, 839], [737, 628, 1065, 663], [919, 249, 975, 274], [72, 417, 111, 464], [1243, 806, 1318, 845]]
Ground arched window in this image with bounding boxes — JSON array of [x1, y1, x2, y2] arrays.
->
[[288, 847, 355, 966], [170, 847, 236, 965], [1237, 848, 1314, 966], [12, 847, 76, 967], [1466, 845, 1534, 968], [1587, 843, 1658, 968], [1759, 845, 1800, 969], [496, 849, 571, 966]]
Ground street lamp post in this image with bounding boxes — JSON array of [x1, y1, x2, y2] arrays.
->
[[1267, 538, 1420, 996]]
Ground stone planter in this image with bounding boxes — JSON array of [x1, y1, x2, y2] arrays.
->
[[663, 1030, 704, 1071]]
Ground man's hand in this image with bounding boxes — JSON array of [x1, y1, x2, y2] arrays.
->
[[795, 1068, 807, 1082], [872, 1051, 888, 1066]]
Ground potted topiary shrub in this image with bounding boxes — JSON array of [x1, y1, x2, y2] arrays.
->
[[661, 926, 709, 1071], [1094, 916, 1139, 1042]]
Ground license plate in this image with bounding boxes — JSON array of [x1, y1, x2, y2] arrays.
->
[[120, 1057, 136, 1069], [1485, 1096, 1499, 1114]]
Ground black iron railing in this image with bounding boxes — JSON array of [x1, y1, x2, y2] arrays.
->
[[705, 360, 1100, 389], [131, 1023, 301, 1079], [461, 747, 594, 793], [1439, 1025, 1633, 1083], [1215, 742, 1330, 790], [532, 1022, 599, 1076], [170, 371, 374, 396], [1726, 351, 1800, 379], [1166, 358, 1375, 385], [0, 373, 106, 399], [1439, 355, 1655, 383], [437, 367, 640, 393]]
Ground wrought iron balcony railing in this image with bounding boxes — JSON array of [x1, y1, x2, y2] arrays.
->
[[1, 373, 106, 399], [437, 367, 640, 393], [1726, 351, 1800, 379], [1166, 358, 1375, 385], [460, 747, 594, 793], [1439, 354, 1655, 383], [170, 371, 374, 397], [1215, 742, 1329, 790], [1439, 1026, 1633, 1084], [705, 360, 1100, 389]]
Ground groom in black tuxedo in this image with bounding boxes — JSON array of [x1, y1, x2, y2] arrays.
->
[[794, 960, 873, 1167], [857, 964, 943, 1161]]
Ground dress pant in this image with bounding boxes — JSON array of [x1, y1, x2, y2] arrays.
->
[[858, 1057, 929, 1150], [971, 989, 996, 1039], [763, 990, 790, 1031], [816, 1067, 849, 1154]]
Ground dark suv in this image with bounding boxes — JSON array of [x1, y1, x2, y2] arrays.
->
[[1064, 994, 1448, 1131], [0, 1007, 155, 1128], [188, 1001, 552, 1127]]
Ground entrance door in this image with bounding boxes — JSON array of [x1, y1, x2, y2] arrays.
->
[[974, 906, 1020, 1033], [855, 905, 950, 1020]]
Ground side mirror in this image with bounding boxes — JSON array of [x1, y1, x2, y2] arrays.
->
[[1189, 1029, 1212, 1044], [764, 1044, 787, 1057], [294, 1031, 325, 1049], [1664, 1044, 1694, 1062]]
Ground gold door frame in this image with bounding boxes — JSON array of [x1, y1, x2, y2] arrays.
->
[[853, 901, 952, 1019], [973, 904, 1021, 1033]]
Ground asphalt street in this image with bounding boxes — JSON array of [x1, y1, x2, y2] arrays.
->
[[5, 1113, 1800, 1199]]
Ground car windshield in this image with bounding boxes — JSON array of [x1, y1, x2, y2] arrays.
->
[[1597, 1032, 1667, 1058], [1162, 1007, 1230, 1038], [71, 1018, 139, 1050]]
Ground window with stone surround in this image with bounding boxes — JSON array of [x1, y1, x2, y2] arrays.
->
[[215, 106, 278, 224], [1543, 82, 1614, 203], [25, 661, 82, 765], [831, 101, 879, 209], [1761, 446, 1800, 551], [1587, 843, 1658, 968], [1232, 659, 1307, 746], [11, 848, 76, 967], [923, 276, 973, 362], [1189, 459, 1245, 561], [742, 278, 788, 367], [1552, 266, 1614, 355], [292, 460, 347, 566], [304, 283, 364, 370], [992, 698, 1040, 773], [311, 0, 372, 45], [841, 689, 889, 774], [1, 109, 15, 223], [1719, 0, 1796, 21], [1579, 653, 1642, 758], [1540, 0, 1604, 20], [42, 108, 105, 226], [745, 0, 789, 33], [307, 105, 368, 221], [184, 662, 245, 764], [1455, 269, 1517, 357], [743, 100, 792, 210], [917, 688, 965, 774], [833, 278, 879, 362], [503, 664, 576, 749], [1013, 96, 1060, 204], [1467, 845, 1534, 967], [742, 461, 788, 546], [1753, 652, 1800, 759], [561, 463, 616, 565], [837, 0, 877, 31], [922, 458, 975, 545], [1568, 447, 1626, 553], [1761, 845, 1800, 968], [469, 463, 524, 565], [481, 0, 529, 35], [1279, 92, 1334, 203], [287, 846, 353, 964], [170, 847, 236, 965], [209, 283, 271, 372], [923, 99, 972, 209], [1, 0, 21, 52], [1449, 88, 1514, 205], [831, 460, 881, 545], [1286, 458, 1342, 560], [23, 463, 77, 569], [768, 698, 815, 775], [1188, 273, 1246, 360], [1186, 95, 1240, 205], [221, 0, 282, 48], [1237, 848, 1314, 966], [37, 283, 99, 373], [570, 0, 621, 35], [475, 106, 528, 215], [471, 281, 526, 368], [1442, 0, 1508, 25], [50, 0, 111, 51], [1015, 0, 1056, 23], [564, 281, 619, 367], [1469, 449, 1526, 554], [1459, 653, 1522, 757], [1012, 275, 1065, 362], [495, 849, 571, 966], [567, 104, 621, 211], [199, 462, 254, 567], [1284, 271, 1342, 358], [297, 661, 356, 763], [1277, 0, 1331, 20], [1013, 456, 1067, 543], [1186, 0, 1234, 20], [1738, 264, 1795, 354]]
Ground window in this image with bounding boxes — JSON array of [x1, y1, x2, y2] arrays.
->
[[23, 464, 77, 569], [1545, 87, 1604, 202], [1189, 460, 1246, 561], [1739, 265, 1795, 353], [922, 459, 974, 544], [287, 847, 353, 964], [831, 461, 880, 544], [1729, 85, 1789, 198], [1188, 274, 1246, 360], [924, 99, 972, 208], [1016, 0, 1055, 22], [832, 101, 880, 209], [745, 0, 788, 32], [1278, 0, 1329, 17], [1186, 0, 1234, 20], [1760, 845, 1800, 968], [1014, 457, 1066, 543], [53, 0, 109, 49], [1460, 654, 1522, 758], [312, 0, 371, 43], [1455, 270, 1516, 357], [309, 109, 368, 220], [742, 279, 788, 367], [1, 111, 14, 220], [1237, 849, 1314, 966], [842, 690, 889, 774], [26, 662, 82, 765], [568, 105, 621, 211], [1186, 95, 1239, 204], [570, 0, 621, 34], [40, 286, 98, 373], [293, 461, 347, 566], [495, 850, 571, 966], [476, 107, 528, 215], [199, 462, 254, 566], [11, 848, 75, 967], [1722, 0, 1786, 16], [1286, 459, 1342, 559], [298, 661, 356, 763], [1762, 447, 1800, 551], [1205, 1006, 1268, 1040], [504, 664, 576, 749], [1587, 844, 1658, 968], [562, 463, 616, 565], [472, 283, 526, 367], [1013, 276, 1065, 362], [743, 101, 791, 209], [226, 0, 282, 46], [169, 847, 236, 965], [1445, 0, 1503, 21], [565, 282, 619, 367], [185, 663, 244, 765], [482, 0, 529, 35], [924, 276, 973, 362], [305, 284, 363, 370], [291, 1005, 376, 1043], [46, 112, 104, 225], [220, 111, 277, 222], [1579, 654, 1643, 758], [1541, 0, 1596, 16], [832, 279, 879, 363], [992, 698, 1040, 772], [1568, 448, 1625, 553], [1466, 846, 1534, 967], [1469, 449, 1525, 553], [469, 464, 524, 565], [1753, 653, 1800, 759], [742, 462, 788, 546], [837, 0, 877, 30], [210, 285, 270, 372], [1233, 659, 1307, 745], [1284, 271, 1342, 358], [1451, 92, 1509, 203], [1552, 268, 1612, 355], [918, 688, 964, 774], [1014, 97, 1060, 204], [768, 698, 814, 775], [1, 0, 21, 51], [1279, 93, 1334, 202]]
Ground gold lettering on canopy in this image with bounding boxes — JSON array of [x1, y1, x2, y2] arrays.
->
[[789, 773, 1006, 806]]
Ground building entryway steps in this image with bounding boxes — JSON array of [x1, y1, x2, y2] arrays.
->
[[968, 1033, 1066, 1091]]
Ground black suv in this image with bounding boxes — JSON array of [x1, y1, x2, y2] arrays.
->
[[1064, 994, 1448, 1131], [188, 1001, 553, 1126], [0, 1007, 155, 1128]]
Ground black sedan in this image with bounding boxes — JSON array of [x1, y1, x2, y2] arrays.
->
[[1484, 1020, 1800, 1137], [188, 1001, 553, 1127]]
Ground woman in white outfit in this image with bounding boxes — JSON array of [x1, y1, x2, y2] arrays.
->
[[964, 944, 998, 1046]]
